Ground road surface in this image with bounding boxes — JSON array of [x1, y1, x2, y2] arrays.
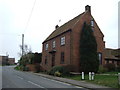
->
[[2, 66, 87, 89]]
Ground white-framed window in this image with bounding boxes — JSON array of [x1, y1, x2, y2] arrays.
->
[[91, 20, 94, 27], [45, 44, 48, 50], [52, 41, 56, 48], [98, 52, 102, 65], [61, 36, 65, 45]]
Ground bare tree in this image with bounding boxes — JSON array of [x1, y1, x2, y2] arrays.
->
[[18, 44, 32, 57], [18, 44, 33, 66]]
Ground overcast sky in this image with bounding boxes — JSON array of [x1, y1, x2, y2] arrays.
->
[[0, 0, 119, 62]]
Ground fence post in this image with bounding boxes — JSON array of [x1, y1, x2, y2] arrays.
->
[[81, 72, 84, 80], [91, 72, 95, 80], [89, 72, 92, 80]]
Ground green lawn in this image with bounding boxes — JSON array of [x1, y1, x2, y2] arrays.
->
[[64, 74, 120, 88], [87, 75, 119, 88], [102, 71, 120, 74]]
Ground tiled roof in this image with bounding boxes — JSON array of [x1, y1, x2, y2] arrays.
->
[[105, 48, 119, 60], [43, 12, 85, 42]]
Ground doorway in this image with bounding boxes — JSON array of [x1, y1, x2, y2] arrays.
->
[[51, 53, 55, 67]]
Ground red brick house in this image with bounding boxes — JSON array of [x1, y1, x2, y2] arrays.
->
[[8, 58, 15, 65], [41, 5, 105, 72], [0, 56, 15, 65], [105, 48, 120, 67]]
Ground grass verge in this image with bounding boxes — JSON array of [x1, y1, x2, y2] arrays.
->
[[63, 74, 120, 88], [14, 65, 21, 70]]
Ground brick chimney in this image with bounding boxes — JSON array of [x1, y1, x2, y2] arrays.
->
[[55, 25, 59, 29], [85, 5, 91, 13]]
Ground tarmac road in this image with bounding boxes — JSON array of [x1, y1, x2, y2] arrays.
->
[[2, 66, 87, 90]]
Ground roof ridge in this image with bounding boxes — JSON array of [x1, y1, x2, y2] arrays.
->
[[43, 12, 85, 43], [71, 12, 85, 29]]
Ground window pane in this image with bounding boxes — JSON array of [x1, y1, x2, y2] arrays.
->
[[45, 44, 48, 50], [61, 37, 65, 45], [98, 53, 102, 64], [53, 41, 55, 48], [91, 20, 94, 27]]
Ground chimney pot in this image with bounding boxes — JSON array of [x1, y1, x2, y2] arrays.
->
[[85, 5, 91, 13], [55, 25, 59, 29]]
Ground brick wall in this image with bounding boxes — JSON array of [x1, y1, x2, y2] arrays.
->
[[41, 6, 105, 72], [41, 31, 71, 71]]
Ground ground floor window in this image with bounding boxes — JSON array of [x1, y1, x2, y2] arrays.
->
[[60, 52, 64, 64], [98, 52, 102, 65], [51, 54, 55, 67], [45, 56, 48, 65]]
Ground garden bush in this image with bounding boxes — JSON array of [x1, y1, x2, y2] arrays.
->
[[98, 65, 108, 73], [115, 65, 120, 72], [14, 65, 20, 70], [54, 71, 62, 77], [19, 65, 24, 71], [104, 63, 115, 72], [49, 66, 70, 76]]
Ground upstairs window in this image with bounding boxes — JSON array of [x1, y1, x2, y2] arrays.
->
[[52, 41, 56, 48], [91, 20, 94, 27], [45, 44, 48, 50], [61, 36, 65, 45]]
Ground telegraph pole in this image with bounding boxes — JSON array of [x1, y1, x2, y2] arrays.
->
[[22, 34, 24, 57]]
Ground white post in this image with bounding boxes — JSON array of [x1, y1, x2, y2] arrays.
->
[[89, 72, 92, 80], [118, 73, 120, 85], [91, 72, 95, 80], [81, 72, 84, 80]]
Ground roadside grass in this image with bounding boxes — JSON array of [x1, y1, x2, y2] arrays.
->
[[14, 65, 21, 70], [63, 74, 120, 88], [87, 75, 119, 88], [102, 71, 120, 74]]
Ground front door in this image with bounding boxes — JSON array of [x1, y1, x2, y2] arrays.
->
[[51, 53, 55, 67]]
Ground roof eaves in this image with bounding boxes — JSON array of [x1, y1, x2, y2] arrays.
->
[[42, 29, 72, 44], [43, 12, 85, 43]]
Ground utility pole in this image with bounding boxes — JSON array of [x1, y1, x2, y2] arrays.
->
[[22, 34, 24, 57]]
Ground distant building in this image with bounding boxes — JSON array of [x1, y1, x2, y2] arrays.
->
[[41, 5, 105, 72], [0, 56, 9, 65], [0, 56, 15, 65], [8, 58, 15, 65], [105, 48, 120, 67]]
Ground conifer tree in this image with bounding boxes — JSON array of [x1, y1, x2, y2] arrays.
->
[[80, 22, 99, 73]]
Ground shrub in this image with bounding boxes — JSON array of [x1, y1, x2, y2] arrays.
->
[[14, 66, 20, 70], [104, 63, 115, 72], [80, 22, 99, 73], [19, 65, 24, 71], [49, 66, 70, 76], [54, 71, 62, 77], [98, 65, 107, 73], [115, 65, 120, 72]]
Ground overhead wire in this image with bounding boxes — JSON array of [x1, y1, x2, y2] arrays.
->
[[24, 0, 37, 34]]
